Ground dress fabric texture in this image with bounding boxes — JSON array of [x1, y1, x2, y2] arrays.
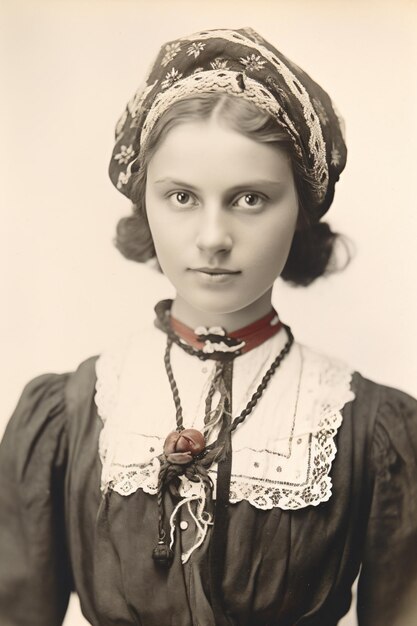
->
[[1, 338, 417, 626]]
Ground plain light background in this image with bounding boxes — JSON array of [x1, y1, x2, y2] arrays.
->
[[1, 1, 416, 624]]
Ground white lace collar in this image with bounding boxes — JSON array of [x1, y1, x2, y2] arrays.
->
[[95, 323, 355, 511]]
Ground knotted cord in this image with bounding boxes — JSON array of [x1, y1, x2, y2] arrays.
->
[[152, 301, 294, 567]]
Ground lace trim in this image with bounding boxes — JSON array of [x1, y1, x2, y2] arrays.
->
[[139, 69, 326, 204], [228, 413, 345, 510], [177, 28, 328, 195], [95, 338, 355, 510], [95, 336, 131, 491]]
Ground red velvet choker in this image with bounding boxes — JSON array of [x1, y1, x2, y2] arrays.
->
[[170, 307, 282, 357]]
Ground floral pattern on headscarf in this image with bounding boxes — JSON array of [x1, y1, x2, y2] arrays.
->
[[109, 27, 347, 220]]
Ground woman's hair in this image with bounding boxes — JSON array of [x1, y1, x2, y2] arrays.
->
[[114, 93, 350, 286]]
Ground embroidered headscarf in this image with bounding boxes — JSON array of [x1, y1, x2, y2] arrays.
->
[[109, 27, 346, 220]]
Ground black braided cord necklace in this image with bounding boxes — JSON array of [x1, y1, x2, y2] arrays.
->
[[163, 328, 294, 446], [152, 301, 294, 566]]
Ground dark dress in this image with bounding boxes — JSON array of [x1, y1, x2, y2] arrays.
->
[[0, 355, 417, 626]]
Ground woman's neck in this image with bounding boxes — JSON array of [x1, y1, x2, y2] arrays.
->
[[171, 289, 274, 333]]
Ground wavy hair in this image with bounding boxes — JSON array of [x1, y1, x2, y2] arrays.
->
[[114, 93, 350, 286]]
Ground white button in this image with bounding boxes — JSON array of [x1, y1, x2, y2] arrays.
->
[[180, 521, 189, 531]]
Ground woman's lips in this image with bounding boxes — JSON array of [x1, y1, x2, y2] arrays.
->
[[191, 267, 241, 274], [189, 267, 241, 284]]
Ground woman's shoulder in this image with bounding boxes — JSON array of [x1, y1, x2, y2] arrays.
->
[[300, 342, 416, 410], [297, 345, 417, 513], [23, 356, 99, 411], [352, 372, 417, 469], [14, 355, 98, 403], [298, 343, 416, 444], [350, 368, 417, 435], [2, 357, 99, 448], [7, 323, 169, 438]]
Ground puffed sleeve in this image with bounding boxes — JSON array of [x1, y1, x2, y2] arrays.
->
[[0, 373, 73, 626], [357, 384, 417, 625]]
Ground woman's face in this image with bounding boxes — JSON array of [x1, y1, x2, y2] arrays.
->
[[145, 117, 299, 329]]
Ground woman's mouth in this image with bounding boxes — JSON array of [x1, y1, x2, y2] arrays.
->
[[193, 267, 240, 275], [189, 267, 241, 284]]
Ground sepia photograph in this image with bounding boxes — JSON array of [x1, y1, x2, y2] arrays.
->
[[1, 1, 416, 624]]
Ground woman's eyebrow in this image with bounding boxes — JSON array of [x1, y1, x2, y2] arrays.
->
[[153, 178, 285, 192], [226, 181, 285, 193], [154, 178, 199, 190]]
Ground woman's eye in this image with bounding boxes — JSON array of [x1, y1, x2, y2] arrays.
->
[[168, 191, 196, 208], [234, 193, 266, 210]]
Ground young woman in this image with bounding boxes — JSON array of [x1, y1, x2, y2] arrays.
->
[[1, 27, 416, 626]]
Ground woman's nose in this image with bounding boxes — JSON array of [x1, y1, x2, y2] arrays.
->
[[195, 207, 233, 255]]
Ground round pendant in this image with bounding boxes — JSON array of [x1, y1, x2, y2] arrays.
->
[[163, 428, 206, 464]]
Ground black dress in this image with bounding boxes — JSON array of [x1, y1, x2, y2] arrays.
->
[[1, 347, 417, 626]]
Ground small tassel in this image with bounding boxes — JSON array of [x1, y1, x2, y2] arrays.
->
[[152, 540, 174, 567]]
